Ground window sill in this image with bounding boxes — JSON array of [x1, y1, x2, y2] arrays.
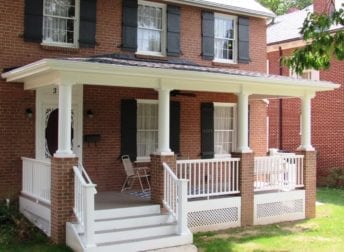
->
[[135, 52, 168, 61], [41, 43, 80, 53], [135, 157, 151, 163], [212, 59, 239, 68], [214, 154, 232, 159]]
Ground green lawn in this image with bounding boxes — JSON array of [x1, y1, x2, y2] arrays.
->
[[194, 188, 344, 252]]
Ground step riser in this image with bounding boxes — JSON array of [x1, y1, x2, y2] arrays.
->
[[95, 205, 161, 220], [91, 234, 193, 252], [94, 215, 170, 231], [95, 225, 177, 244]]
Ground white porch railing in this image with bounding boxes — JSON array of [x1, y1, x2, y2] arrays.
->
[[176, 158, 240, 199], [22, 157, 51, 204], [73, 164, 97, 248], [163, 162, 188, 235], [254, 155, 304, 192]]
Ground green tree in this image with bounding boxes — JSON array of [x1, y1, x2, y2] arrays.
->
[[283, 8, 344, 74], [258, 0, 312, 15]]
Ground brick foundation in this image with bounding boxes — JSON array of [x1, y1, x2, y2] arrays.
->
[[232, 152, 254, 226], [150, 154, 176, 205], [298, 150, 317, 218], [50, 157, 78, 244]]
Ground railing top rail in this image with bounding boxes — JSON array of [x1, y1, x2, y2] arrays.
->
[[78, 162, 94, 185], [73, 166, 97, 189], [162, 162, 179, 180], [255, 155, 304, 160], [177, 157, 240, 164], [21, 157, 51, 165]]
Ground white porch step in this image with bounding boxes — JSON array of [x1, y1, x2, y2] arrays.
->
[[94, 204, 160, 220], [94, 213, 170, 231], [94, 223, 177, 244], [92, 233, 193, 252]]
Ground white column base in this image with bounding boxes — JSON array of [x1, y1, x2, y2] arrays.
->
[[54, 151, 76, 158], [153, 151, 174, 156], [236, 147, 253, 153], [297, 145, 315, 151]]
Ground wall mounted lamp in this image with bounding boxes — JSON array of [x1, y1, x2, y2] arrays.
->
[[86, 109, 94, 119], [26, 108, 33, 118]]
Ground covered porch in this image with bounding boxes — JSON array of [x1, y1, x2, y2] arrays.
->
[[2, 55, 339, 251]]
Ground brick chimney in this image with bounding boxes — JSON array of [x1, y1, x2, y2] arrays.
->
[[313, 0, 335, 14]]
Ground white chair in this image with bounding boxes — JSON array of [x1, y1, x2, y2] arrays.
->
[[121, 155, 151, 192]]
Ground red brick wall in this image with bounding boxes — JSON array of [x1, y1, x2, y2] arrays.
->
[[268, 48, 344, 183], [0, 0, 268, 198], [249, 100, 268, 156], [313, 0, 334, 14]]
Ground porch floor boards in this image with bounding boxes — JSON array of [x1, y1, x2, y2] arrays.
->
[[95, 191, 151, 210]]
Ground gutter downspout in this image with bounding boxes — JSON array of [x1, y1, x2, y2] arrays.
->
[[279, 46, 283, 150]]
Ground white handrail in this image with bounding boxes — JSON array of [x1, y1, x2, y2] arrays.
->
[[163, 162, 188, 235], [176, 158, 240, 199], [21, 157, 51, 205], [254, 155, 304, 192], [73, 165, 97, 248]]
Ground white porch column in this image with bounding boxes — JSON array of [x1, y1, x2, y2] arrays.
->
[[237, 91, 252, 153], [54, 83, 75, 157], [157, 88, 173, 154], [298, 93, 315, 151]]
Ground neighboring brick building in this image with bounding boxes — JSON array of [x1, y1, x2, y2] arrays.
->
[[0, 0, 338, 250], [267, 0, 344, 184]]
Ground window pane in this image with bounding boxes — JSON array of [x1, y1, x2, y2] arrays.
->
[[214, 15, 235, 60], [137, 103, 158, 158], [214, 106, 235, 155], [138, 4, 163, 52], [43, 0, 76, 44]]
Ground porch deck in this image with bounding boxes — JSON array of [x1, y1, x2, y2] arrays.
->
[[95, 191, 151, 210]]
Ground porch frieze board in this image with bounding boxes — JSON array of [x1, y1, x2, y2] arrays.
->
[[2, 59, 339, 95]]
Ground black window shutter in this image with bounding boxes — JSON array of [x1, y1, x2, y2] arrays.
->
[[167, 5, 181, 56], [24, 0, 43, 42], [170, 101, 180, 154], [121, 99, 137, 161], [122, 0, 138, 51], [201, 11, 214, 60], [79, 0, 97, 48], [201, 103, 214, 159], [238, 17, 250, 64]]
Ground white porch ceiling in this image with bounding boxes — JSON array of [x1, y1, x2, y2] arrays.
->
[[1, 58, 340, 98]]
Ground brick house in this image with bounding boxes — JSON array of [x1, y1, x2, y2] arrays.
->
[[267, 0, 344, 185], [0, 0, 339, 251]]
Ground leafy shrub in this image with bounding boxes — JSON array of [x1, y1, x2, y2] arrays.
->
[[326, 167, 344, 189], [0, 199, 47, 246]]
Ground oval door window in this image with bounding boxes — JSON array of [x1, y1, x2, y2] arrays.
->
[[45, 109, 74, 157]]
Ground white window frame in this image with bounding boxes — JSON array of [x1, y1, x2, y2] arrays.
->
[[136, 0, 166, 57], [42, 0, 80, 48], [290, 69, 320, 81], [213, 13, 238, 64], [213, 102, 237, 158], [136, 99, 159, 162]]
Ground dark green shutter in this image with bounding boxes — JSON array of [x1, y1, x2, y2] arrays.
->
[[121, 99, 137, 161], [79, 0, 97, 48], [201, 11, 214, 60], [170, 101, 180, 154], [24, 0, 43, 42], [167, 5, 181, 56], [238, 17, 250, 64], [201, 103, 214, 159], [122, 0, 138, 51]]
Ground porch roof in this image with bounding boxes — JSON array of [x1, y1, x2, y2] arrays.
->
[[1, 54, 339, 98]]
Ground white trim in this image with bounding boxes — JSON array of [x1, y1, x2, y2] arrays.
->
[[137, 99, 158, 104], [137, 0, 166, 56], [213, 102, 236, 107]]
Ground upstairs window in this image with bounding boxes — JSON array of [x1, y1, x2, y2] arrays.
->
[[43, 0, 79, 47], [214, 14, 237, 63], [214, 103, 236, 157], [137, 0, 166, 56], [290, 69, 320, 81]]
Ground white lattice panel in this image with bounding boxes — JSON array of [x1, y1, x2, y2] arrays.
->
[[186, 197, 241, 232], [254, 190, 305, 225]]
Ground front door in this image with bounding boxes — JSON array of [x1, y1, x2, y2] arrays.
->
[[36, 86, 83, 160]]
